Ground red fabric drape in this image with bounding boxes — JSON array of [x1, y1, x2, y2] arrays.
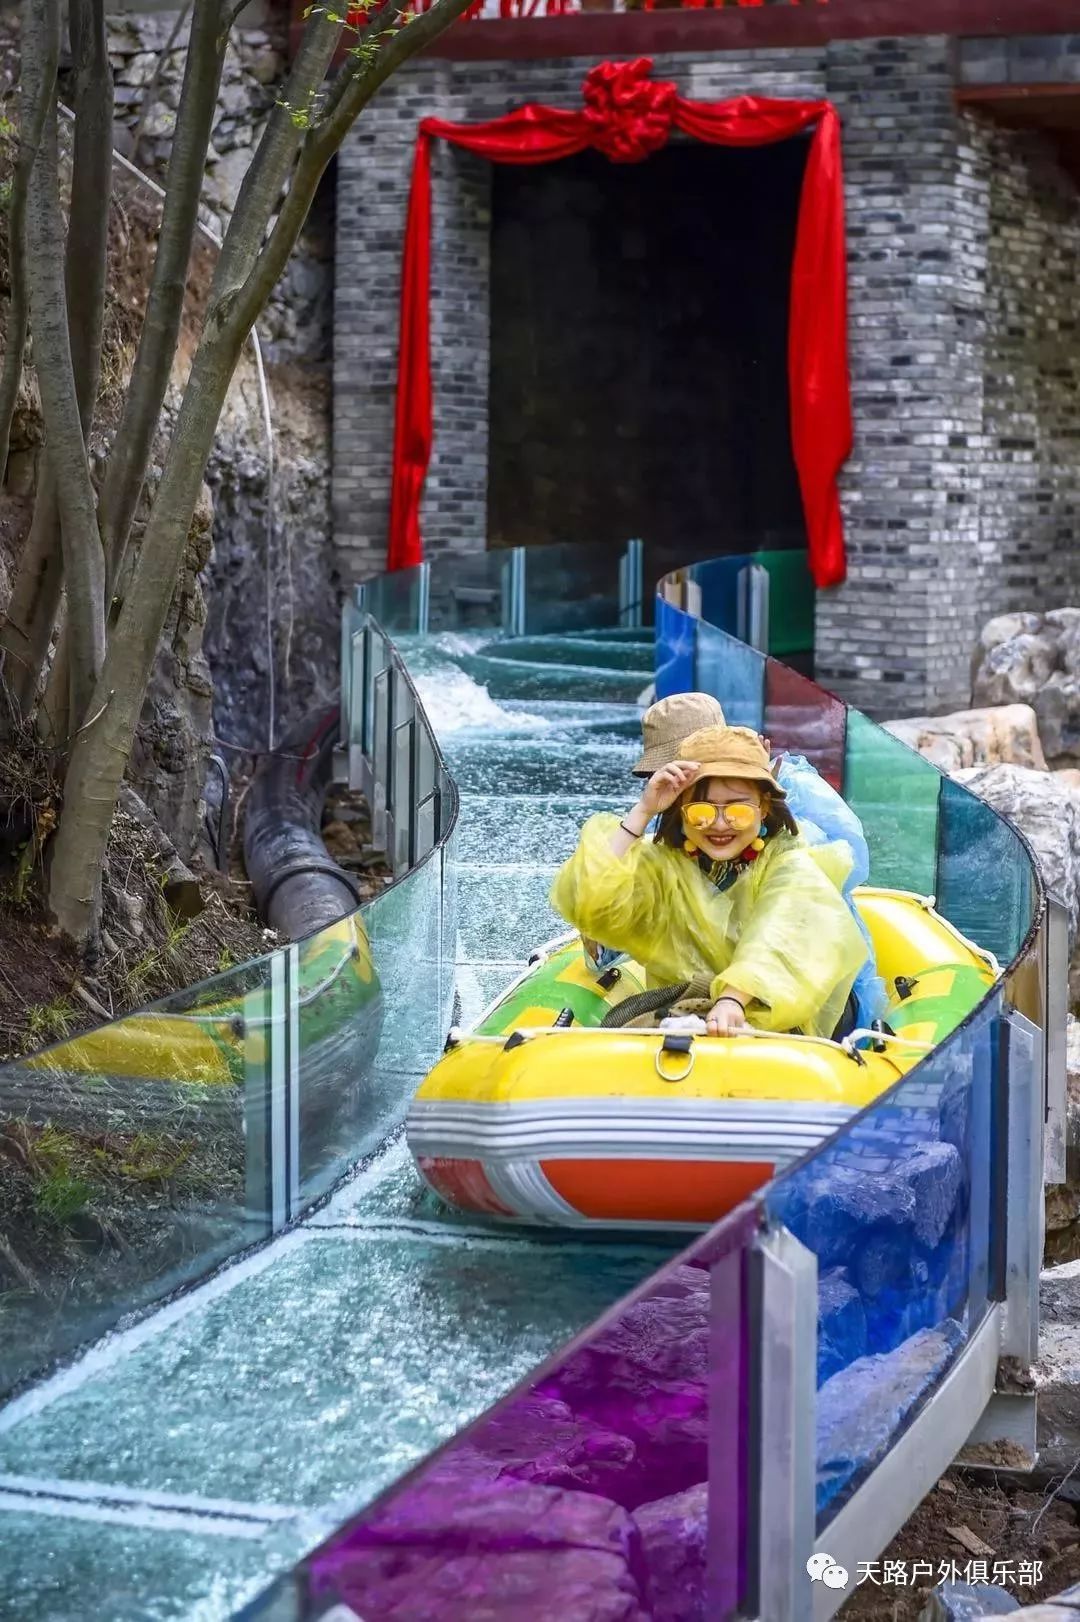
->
[[387, 60, 851, 588]]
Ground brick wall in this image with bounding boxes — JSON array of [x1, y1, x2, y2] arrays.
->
[[334, 39, 1080, 718], [975, 124, 1080, 621]]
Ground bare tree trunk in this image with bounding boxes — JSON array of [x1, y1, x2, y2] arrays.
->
[[97, 0, 227, 598], [0, 0, 59, 483], [0, 475, 63, 721], [3, 0, 116, 736], [48, 0, 475, 945], [24, 0, 106, 733]]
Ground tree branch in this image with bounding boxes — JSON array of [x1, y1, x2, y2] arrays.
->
[[66, 0, 113, 431], [240, 0, 475, 325], [23, 0, 106, 731], [0, 0, 59, 481], [96, 0, 228, 599]]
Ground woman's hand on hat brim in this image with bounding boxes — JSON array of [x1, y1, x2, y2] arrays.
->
[[639, 760, 699, 819]]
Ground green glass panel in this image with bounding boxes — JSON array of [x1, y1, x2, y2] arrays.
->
[[843, 710, 940, 895], [753, 548, 815, 657]]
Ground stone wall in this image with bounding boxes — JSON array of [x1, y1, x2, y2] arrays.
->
[[333, 38, 1080, 720]]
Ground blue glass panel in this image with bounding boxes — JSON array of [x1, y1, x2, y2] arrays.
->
[[765, 993, 1001, 1528], [690, 556, 746, 637], [656, 597, 697, 698], [695, 622, 765, 732], [937, 776, 1035, 966]]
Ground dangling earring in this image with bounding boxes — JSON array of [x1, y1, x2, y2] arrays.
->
[[683, 838, 697, 856], [749, 821, 768, 854]]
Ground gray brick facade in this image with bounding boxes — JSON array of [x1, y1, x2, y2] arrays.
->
[[334, 37, 1080, 718]]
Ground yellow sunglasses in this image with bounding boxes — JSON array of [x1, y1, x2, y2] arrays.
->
[[682, 800, 759, 834]]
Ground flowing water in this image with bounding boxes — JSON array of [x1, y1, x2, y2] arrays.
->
[[0, 629, 680, 1622]]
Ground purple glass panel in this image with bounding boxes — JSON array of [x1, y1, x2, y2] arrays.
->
[[291, 1203, 760, 1622], [763, 658, 846, 790]]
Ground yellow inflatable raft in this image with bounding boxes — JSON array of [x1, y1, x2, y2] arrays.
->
[[407, 889, 997, 1230]]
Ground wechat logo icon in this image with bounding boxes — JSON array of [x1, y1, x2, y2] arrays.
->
[[806, 1552, 850, 1590]]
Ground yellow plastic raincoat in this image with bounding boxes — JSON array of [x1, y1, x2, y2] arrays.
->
[[550, 814, 868, 1038]]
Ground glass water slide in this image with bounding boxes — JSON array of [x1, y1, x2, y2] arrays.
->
[[0, 542, 1056, 1622]]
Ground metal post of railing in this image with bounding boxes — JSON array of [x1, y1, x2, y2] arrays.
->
[[1044, 893, 1069, 1185], [417, 560, 431, 636], [243, 943, 301, 1237], [737, 562, 770, 653], [619, 537, 644, 629], [750, 1224, 818, 1622], [501, 547, 526, 638], [1001, 1009, 1044, 1366], [390, 666, 415, 878]]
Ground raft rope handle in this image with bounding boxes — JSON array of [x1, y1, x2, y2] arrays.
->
[[655, 1033, 696, 1084], [841, 1028, 935, 1058], [452, 1023, 903, 1064]]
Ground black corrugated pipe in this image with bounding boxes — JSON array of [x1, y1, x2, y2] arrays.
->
[[244, 708, 362, 941]]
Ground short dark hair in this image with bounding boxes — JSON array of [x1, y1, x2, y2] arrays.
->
[[654, 778, 790, 849]]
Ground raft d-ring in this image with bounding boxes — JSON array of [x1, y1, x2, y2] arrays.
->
[[655, 1033, 695, 1083]]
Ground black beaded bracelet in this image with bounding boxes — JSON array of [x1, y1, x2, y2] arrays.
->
[[619, 821, 642, 839]]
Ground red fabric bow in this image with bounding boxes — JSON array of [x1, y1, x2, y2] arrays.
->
[[388, 63, 852, 591], [580, 58, 677, 164]]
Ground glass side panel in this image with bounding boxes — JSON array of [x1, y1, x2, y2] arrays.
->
[[242, 1205, 757, 1622], [295, 913, 386, 1208], [764, 659, 846, 790], [689, 556, 746, 638], [755, 548, 815, 658], [655, 597, 696, 699], [936, 775, 1035, 966], [765, 992, 1000, 1529], [695, 621, 766, 733], [844, 709, 940, 895], [362, 855, 445, 1109], [361, 566, 428, 635], [0, 955, 275, 1398], [522, 546, 622, 637]]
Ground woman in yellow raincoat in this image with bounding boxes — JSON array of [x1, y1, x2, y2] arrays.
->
[[551, 725, 868, 1039]]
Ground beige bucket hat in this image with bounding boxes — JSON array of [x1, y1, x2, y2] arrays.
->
[[632, 693, 726, 777], [678, 725, 798, 835]]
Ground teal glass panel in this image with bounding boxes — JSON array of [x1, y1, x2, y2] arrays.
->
[[754, 548, 815, 658], [937, 776, 1035, 965], [843, 710, 939, 895]]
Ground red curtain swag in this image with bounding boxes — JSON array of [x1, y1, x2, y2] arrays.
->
[[387, 58, 851, 588]]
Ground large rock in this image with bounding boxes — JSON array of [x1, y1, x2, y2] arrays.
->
[[817, 1320, 966, 1513], [972, 612, 1080, 764], [1045, 1017, 1080, 1263], [1034, 1259, 1080, 1483], [952, 765, 1080, 944], [305, 1475, 649, 1621], [884, 706, 1047, 772], [920, 1582, 1020, 1620], [423, 1391, 640, 1504], [633, 1483, 708, 1622], [536, 1263, 710, 1508]]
